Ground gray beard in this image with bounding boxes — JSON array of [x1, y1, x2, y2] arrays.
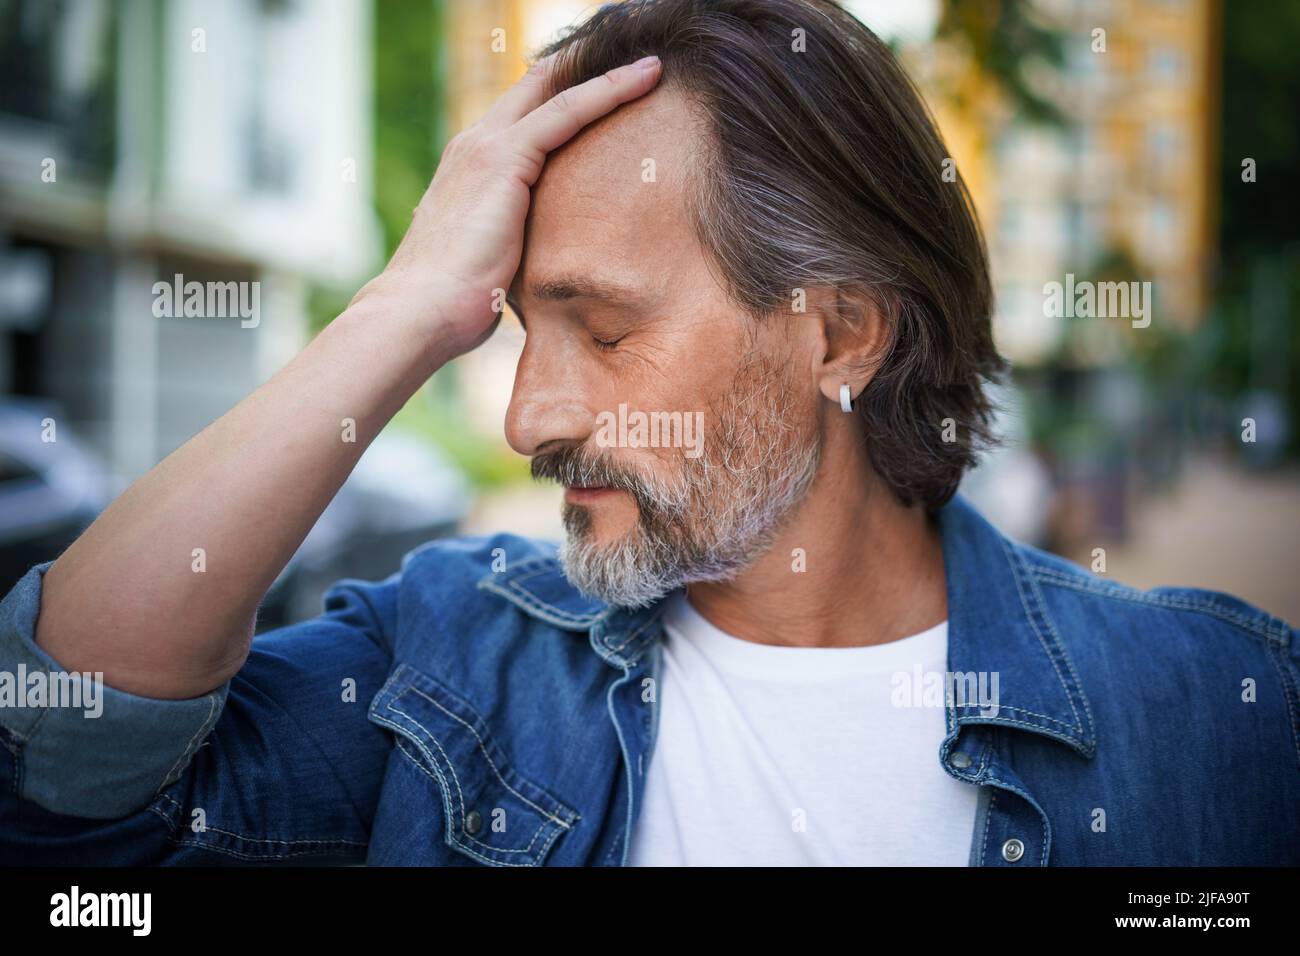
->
[[556, 352, 821, 609]]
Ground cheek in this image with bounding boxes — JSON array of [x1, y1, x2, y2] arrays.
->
[[600, 303, 745, 457], [629, 325, 734, 411]]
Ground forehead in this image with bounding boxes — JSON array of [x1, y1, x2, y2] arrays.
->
[[514, 84, 709, 303]]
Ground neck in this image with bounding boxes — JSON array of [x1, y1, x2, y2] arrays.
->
[[685, 424, 948, 648]]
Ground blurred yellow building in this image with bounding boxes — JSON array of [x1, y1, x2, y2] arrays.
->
[[974, 0, 1221, 365]]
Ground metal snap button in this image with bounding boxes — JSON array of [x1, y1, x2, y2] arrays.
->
[[464, 810, 483, 835], [1002, 838, 1025, 863], [949, 751, 972, 769]]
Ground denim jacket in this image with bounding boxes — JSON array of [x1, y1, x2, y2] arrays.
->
[[1, 494, 1297, 866]]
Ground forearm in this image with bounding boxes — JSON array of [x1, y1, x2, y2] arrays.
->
[[34, 293, 449, 700]]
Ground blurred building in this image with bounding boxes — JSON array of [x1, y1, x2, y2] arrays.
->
[[988, 0, 1220, 366], [855, 0, 1222, 546], [0, 0, 381, 488]]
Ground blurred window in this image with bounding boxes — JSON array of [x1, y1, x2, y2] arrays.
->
[[0, 0, 116, 179], [1147, 45, 1186, 83]]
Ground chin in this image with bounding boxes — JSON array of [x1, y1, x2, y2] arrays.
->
[[562, 499, 639, 543]]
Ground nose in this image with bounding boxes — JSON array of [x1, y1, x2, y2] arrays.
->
[[504, 332, 596, 457]]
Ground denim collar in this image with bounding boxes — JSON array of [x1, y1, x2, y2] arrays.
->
[[937, 494, 1096, 758], [477, 493, 1096, 757], [477, 555, 669, 669]]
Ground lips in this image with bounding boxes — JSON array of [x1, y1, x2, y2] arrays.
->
[[564, 485, 616, 503]]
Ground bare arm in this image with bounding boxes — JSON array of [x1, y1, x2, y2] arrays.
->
[[33, 54, 664, 700]]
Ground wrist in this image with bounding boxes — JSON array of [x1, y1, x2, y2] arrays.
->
[[342, 276, 460, 374]]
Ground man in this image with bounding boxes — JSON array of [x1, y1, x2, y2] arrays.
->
[[1, 0, 1296, 866]]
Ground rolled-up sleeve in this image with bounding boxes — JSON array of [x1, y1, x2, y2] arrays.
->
[[0, 561, 230, 819]]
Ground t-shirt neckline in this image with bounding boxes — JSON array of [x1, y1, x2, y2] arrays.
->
[[661, 590, 949, 682]]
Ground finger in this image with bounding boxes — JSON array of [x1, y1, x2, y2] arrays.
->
[[479, 51, 562, 131], [509, 56, 662, 157]]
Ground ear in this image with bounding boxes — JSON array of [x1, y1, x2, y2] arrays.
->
[[810, 286, 891, 409]]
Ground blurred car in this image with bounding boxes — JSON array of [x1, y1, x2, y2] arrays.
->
[[0, 398, 111, 594], [258, 428, 471, 630]]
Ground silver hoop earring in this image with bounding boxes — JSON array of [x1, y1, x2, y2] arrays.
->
[[839, 383, 854, 413]]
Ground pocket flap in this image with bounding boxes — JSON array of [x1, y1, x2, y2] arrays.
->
[[368, 663, 580, 866]]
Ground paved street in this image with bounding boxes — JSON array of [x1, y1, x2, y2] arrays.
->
[[1067, 456, 1300, 624]]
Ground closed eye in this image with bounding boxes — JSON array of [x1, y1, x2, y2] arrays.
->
[[591, 334, 625, 352]]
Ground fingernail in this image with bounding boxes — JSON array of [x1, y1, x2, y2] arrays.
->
[[632, 55, 660, 70]]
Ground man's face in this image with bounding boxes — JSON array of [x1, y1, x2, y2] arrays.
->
[[506, 85, 823, 607]]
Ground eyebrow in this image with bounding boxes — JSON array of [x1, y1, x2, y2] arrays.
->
[[524, 275, 643, 305]]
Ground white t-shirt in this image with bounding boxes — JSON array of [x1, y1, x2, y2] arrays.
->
[[627, 591, 979, 866]]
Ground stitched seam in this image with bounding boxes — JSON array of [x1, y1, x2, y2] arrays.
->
[[482, 580, 601, 628], [951, 703, 1083, 731], [381, 711, 550, 858], [481, 556, 553, 580], [980, 788, 994, 866], [1031, 567, 1282, 641], [156, 692, 222, 794], [166, 839, 366, 862], [948, 733, 992, 868], [1019, 554, 1097, 747], [383, 717, 472, 852], [370, 666, 564, 858], [486, 562, 604, 624], [153, 793, 368, 847], [148, 803, 177, 836], [1001, 538, 1088, 740], [985, 775, 1051, 867], [1, 723, 27, 744], [10, 665, 54, 739], [1266, 640, 1300, 769], [605, 613, 664, 660], [394, 736, 549, 857], [508, 570, 597, 623], [174, 830, 369, 847], [955, 712, 1096, 750], [390, 735, 544, 866], [534, 817, 566, 862], [385, 710, 475, 847], [975, 738, 992, 778], [477, 559, 608, 628], [404, 687, 575, 828], [23, 706, 51, 737], [605, 664, 636, 867], [473, 559, 549, 592]]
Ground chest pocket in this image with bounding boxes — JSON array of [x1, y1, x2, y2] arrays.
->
[[367, 662, 580, 866]]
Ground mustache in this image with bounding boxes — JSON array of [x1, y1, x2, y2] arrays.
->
[[530, 444, 647, 495], [533, 447, 707, 535], [530, 444, 695, 528]]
